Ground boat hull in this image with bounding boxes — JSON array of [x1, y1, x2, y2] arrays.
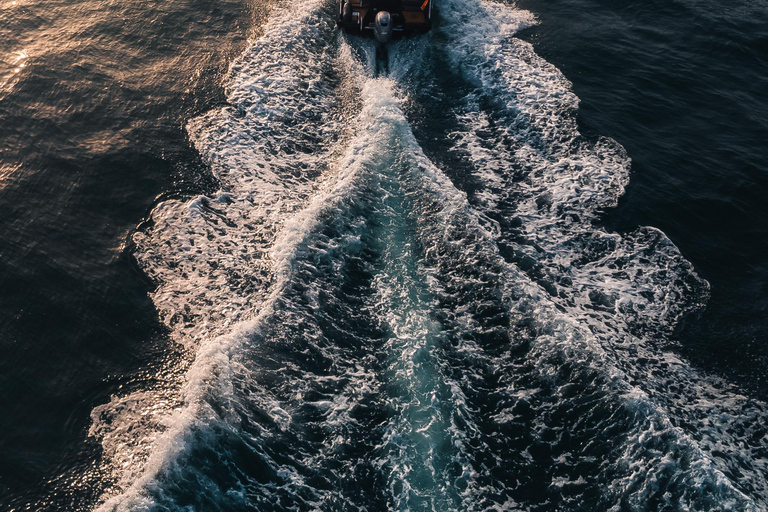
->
[[336, 0, 432, 37]]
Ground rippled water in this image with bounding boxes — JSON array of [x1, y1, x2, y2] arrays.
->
[[0, 0, 255, 508], [1, 0, 767, 509]]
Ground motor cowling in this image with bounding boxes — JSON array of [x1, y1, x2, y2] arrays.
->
[[373, 11, 392, 44]]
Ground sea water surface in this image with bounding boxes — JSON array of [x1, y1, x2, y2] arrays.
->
[[0, 0, 767, 510]]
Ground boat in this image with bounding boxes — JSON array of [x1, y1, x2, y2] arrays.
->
[[336, 0, 432, 44]]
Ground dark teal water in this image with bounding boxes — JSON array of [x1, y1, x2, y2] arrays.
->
[[0, 0, 766, 510]]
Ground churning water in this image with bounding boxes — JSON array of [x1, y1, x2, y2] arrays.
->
[[86, 0, 768, 510], [1, 0, 766, 510]]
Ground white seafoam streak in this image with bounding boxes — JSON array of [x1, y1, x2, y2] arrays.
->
[[431, 0, 768, 507], [89, 0, 465, 504], [89, 0, 768, 509], [92, 58, 471, 511]]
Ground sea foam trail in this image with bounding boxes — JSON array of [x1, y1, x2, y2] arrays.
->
[[91, 49, 480, 510], [403, 0, 768, 507], [375, 63, 764, 512], [88, 0, 768, 509]]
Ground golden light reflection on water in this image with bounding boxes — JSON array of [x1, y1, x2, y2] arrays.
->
[[0, 162, 20, 181], [0, 163, 21, 194], [0, 50, 28, 94], [0, 49, 28, 192], [1, 0, 28, 96], [13, 50, 28, 71], [0, 0, 264, 506]]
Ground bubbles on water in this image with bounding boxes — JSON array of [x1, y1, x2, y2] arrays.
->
[[418, 0, 768, 507], [87, 0, 768, 509]]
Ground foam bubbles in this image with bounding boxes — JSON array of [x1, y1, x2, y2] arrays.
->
[[88, 0, 768, 509], [420, 0, 768, 507]]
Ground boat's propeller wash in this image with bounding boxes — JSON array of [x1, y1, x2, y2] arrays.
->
[[88, 0, 768, 510]]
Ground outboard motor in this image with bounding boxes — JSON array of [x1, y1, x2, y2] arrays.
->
[[373, 11, 392, 44]]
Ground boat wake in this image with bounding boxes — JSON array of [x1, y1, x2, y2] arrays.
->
[[88, 0, 768, 510]]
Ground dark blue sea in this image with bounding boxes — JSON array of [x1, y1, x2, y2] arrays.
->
[[0, 0, 766, 510]]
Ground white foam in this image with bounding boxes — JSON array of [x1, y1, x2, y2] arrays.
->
[[428, 0, 768, 507], [92, 0, 351, 507], [89, 0, 768, 509]]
